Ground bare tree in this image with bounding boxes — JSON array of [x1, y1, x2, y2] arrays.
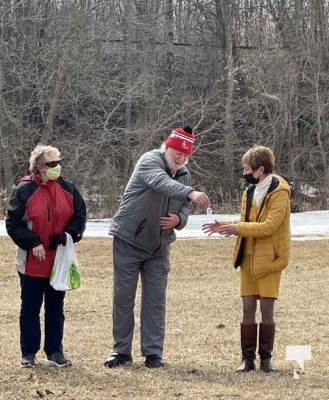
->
[[1, 0, 329, 216]]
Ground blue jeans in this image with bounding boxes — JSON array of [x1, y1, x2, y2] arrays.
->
[[18, 272, 66, 357]]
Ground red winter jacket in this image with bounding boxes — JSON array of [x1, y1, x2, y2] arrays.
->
[[6, 174, 86, 277]]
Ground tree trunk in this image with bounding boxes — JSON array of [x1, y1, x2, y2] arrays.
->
[[215, 0, 236, 198], [165, 0, 174, 86], [41, 63, 67, 143]]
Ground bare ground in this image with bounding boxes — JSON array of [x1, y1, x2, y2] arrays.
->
[[1, 237, 329, 400]]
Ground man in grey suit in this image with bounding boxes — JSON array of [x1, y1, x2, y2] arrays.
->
[[104, 126, 210, 368]]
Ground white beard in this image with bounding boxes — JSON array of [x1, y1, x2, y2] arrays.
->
[[165, 153, 187, 172]]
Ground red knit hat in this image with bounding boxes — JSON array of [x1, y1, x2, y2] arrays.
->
[[164, 126, 196, 155]]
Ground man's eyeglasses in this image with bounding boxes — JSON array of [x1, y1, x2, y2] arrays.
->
[[44, 160, 62, 168]]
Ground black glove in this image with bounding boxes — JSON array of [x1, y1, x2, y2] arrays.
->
[[48, 233, 67, 250], [66, 229, 79, 242]]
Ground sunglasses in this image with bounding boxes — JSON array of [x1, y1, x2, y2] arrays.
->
[[44, 160, 62, 168]]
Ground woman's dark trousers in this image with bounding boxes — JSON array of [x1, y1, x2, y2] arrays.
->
[[19, 272, 65, 357]]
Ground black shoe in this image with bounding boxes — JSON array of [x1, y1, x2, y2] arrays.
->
[[104, 353, 132, 368], [145, 355, 164, 368], [260, 358, 276, 372], [236, 359, 255, 372], [47, 352, 72, 367], [21, 353, 36, 368]]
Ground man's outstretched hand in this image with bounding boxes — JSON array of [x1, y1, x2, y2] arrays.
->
[[188, 191, 210, 208]]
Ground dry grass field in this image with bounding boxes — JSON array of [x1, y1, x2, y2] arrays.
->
[[1, 237, 329, 400]]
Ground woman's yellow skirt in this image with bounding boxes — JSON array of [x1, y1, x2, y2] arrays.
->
[[240, 255, 282, 298]]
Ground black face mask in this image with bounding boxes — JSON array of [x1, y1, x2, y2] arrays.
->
[[243, 173, 260, 185]]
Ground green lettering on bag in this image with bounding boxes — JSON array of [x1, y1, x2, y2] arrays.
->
[[69, 263, 81, 289]]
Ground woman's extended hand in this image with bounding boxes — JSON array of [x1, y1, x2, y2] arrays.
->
[[202, 220, 222, 236], [217, 224, 237, 237], [202, 221, 237, 236]]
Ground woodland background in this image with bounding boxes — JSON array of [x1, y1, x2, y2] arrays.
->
[[1, 0, 329, 218]]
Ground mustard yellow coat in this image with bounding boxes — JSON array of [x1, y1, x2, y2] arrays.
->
[[232, 175, 291, 298]]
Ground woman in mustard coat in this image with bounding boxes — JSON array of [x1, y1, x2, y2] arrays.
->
[[203, 145, 291, 373]]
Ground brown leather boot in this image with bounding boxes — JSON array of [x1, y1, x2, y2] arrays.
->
[[258, 323, 277, 372], [236, 323, 257, 372]]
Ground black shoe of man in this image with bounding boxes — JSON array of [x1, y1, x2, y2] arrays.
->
[[104, 353, 132, 368], [145, 355, 164, 368]]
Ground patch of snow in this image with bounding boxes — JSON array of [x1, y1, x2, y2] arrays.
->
[[1, 211, 328, 240]]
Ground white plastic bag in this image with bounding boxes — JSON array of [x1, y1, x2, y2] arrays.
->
[[50, 233, 81, 291]]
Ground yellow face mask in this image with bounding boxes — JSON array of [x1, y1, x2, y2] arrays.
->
[[46, 164, 61, 180]]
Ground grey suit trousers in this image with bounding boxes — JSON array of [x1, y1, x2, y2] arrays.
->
[[112, 236, 170, 356]]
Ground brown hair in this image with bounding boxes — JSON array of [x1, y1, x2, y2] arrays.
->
[[241, 145, 275, 173], [29, 144, 61, 174]]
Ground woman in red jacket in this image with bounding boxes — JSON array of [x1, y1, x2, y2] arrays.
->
[[6, 144, 86, 368]]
